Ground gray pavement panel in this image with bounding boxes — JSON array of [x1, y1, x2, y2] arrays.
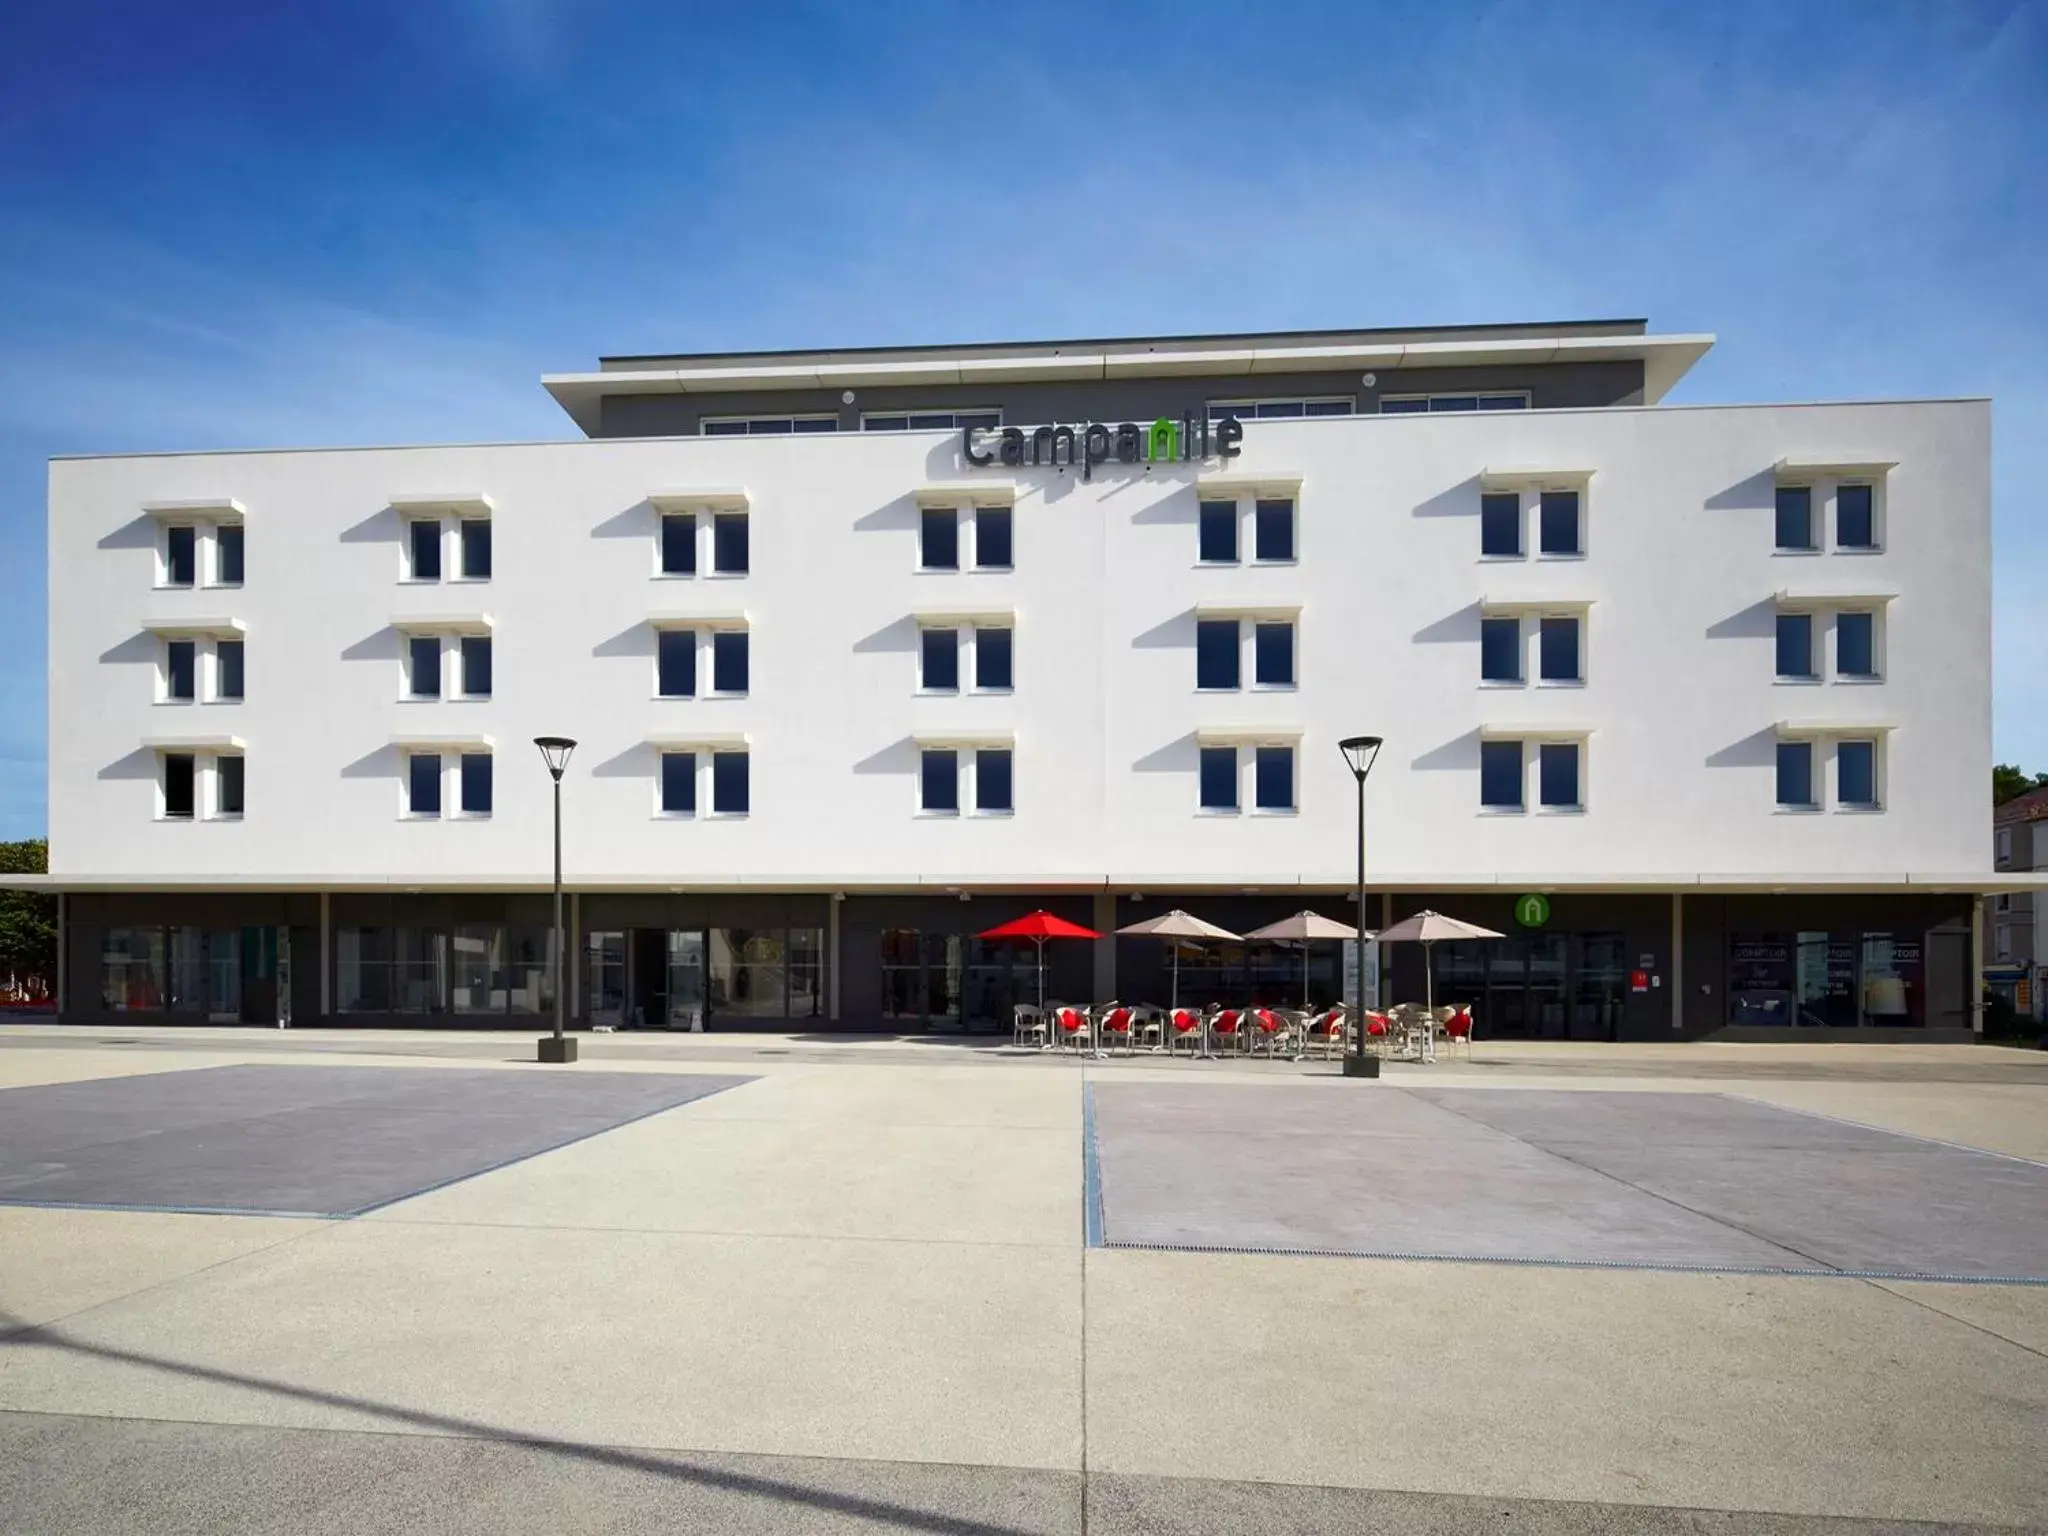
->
[[0, 1064, 752, 1217]]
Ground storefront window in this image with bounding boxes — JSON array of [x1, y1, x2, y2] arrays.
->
[[167, 927, 207, 1012], [1730, 931, 1927, 1027], [506, 928, 554, 1015], [206, 930, 242, 1021], [788, 928, 825, 1019], [101, 928, 165, 1011], [586, 931, 625, 1024], [1860, 933, 1923, 1024], [710, 928, 789, 1017], [452, 925, 504, 1014], [338, 927, 447, 1014]]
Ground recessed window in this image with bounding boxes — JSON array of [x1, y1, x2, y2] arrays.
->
[[920, 507, 959, 571], [1381, 392, 1530, 414], [712, 512, 749, 575], [217, 639, 245, 701], [660, 751, 697, 814], [1253, 745, 1294, 812], [1838, 739, 1878, 809], [1253, 621, 1294, 687], [1480, 493, 1522, 558], [1836, 611, 1877, 679], [975, 626, 1013, 691], [1776, 740, 1815, 809], [657, 629, 696, 698], [1195, 619, 1240, 690], [1198, 500, 1238, 563], [162, 752, 196, 819], [712, 751, 749, 814], [1480, 616, 1522, 683], [459, 753, 493, 816], [702, 415, 837, 436], [408, 519, 442, 581], [1538, 491, 1581, 556], [976, 748, 1013, 812], [408, 635, 442, 698], [921, 627, 960, 692], [975, 506, 1012, 569], [1480, 740, 1524, 810], [1538, 741, 1581, 809], [920, 749, 959, 813], [459, 519, 491, 580], [460, 636, 492, 698], [408, 753, 442, 818], [1775, 486, 1815, 552], [1209, 397, 1353, 418], [1837, 484, 1876, 550], [1775, 612, 1815, 680], [215, 525, 245, 586], [166, 639, 197, 701], [712, 630, 749, 694], [1198, 746, 1239, 812], [864, 409, 999, 432], [660, 512, 697, 575], [1538, 615, 1582, 682], [217, 755, 245, 817], [164, 525, 197, 587], [1254, 498, 1295, 562]]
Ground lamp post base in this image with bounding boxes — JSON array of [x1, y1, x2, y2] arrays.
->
[[1342, 1053, 1380, 1079], [537, 1036, 578, 1064]]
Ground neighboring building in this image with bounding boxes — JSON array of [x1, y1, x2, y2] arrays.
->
[[28, 318, 2035, 1036], [1991, 783, 2048, 1018]]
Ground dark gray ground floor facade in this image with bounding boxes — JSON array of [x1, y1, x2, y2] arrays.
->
[[57, 889, 1978, 1040]]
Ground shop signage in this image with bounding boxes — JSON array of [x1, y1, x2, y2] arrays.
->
[[1513, 893, 1550, 928], [964, 412, 1244, 482], [1630, 969, 1650, 994]]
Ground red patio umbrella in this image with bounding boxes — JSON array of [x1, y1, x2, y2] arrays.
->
[[978, 910, 1102, 1014]]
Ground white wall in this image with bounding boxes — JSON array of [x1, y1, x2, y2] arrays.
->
[[48, 399, 1991, 886]]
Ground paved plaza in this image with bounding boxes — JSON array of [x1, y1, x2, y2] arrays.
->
[[1, 1027, 2045, 1533]]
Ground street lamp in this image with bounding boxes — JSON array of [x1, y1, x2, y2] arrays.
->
[[1338, 735, 1383, 1079], [534, 736, 577, 1063]]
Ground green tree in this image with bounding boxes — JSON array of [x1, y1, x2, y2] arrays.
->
[[0, 839, 56, 997], [1995, 764, 2048, 805]]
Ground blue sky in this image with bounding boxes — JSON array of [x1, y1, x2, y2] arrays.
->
[[1, 0, 2043, 840]]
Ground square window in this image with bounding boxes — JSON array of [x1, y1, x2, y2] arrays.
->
[[712, 751, 749, 814], [1480, 493, 1522, 557], [460, 753, 492, 816], [1538, 491, 1581, 555], [1198, 500, 1238, 563], [1254, 498, 1295, 561], [1836, 611, 1876, 678], [217, 755, 245, 817], [1253, 621, 1294, 686], [163, 753, 196, 819], [1254, 745, 1294, 811], [1195, 619, 1240, 690], [657, 629, 696, 698], [1838, 484, 1876, 549], [976, 748, 1013, 812], [920, 507, 959, 570], [164, 525, 196, 586], [1775, 612, 1815, 679], [712, 630, 749, 694], [409, 519, 442, 580], [920, 749, 959, 813], [1199, 746, 1239, 811], [1480, 740, 1524, 809], [1775, 486, 1814, 551], [975, 506, 1013, 569], [217, 639, 245, 700], [460, 635, 491, 697], [1538, 742, 1580, 808], [975, 627, 1013, 690], [1538, 616, 1581, 682], [1839, 739, 1878, 808], [660, 512, 697, 575], [712, 512, 748, 574], [1776, 740, 1815, 808], [408, 753, 442, 817], [921, 627, 960, 691], [215, 525, 244, 586], [408, 635, 442, 698], [166, 639, 196, 701], [660, 751, 696, 814], [460, 519, 491, 579], [1479, 616, 1522, 683]]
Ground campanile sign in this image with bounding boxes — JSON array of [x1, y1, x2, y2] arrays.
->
[[964, 412, 1244, 482]]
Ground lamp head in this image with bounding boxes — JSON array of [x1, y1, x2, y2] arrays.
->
[[1338, 735, 1384, 782], [533, 736, 577, 780]]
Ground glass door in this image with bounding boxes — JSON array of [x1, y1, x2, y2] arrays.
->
[[1570, 934, 1627, 1040], [666, 930, 706, 1029]]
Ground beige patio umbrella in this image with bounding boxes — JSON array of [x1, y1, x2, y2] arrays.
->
[[1242, 911, 1365, 1011], [1115, 910, 1241, 1011], [1372, 909, 1504, 1015]]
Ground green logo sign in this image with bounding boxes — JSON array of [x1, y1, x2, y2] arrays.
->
[[1514, 893, 1551, 928]]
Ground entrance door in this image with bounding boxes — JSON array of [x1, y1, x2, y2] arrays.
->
[[667, 930, 706, 1028], [629, 929, 668, 1029], [239, 925, 277, 1025]]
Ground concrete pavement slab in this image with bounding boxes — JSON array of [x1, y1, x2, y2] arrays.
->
[[678, 1066, 1080, 1130], [1869, 1279, 2048, 1357]]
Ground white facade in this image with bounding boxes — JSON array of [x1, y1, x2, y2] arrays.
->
[[49, 397, 1991, 893]]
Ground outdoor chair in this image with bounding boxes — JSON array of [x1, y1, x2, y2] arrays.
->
[[1209, 1007, 1247, 1054], [1012, 1003, 1047, 1050], [1098, 1005, 1137, 1055], [1304, 1006, 1348, 1060], [1442, 1005, 1474, 1060], [1053, 1005, 1092, 1053], [1249, 1007, 1293, 1059], [1167, 1007, 1206, 1057], [1132, 1004, 1167, 1051]]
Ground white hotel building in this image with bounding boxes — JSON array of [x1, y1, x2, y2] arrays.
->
[[35, 319, 2017, 1037]]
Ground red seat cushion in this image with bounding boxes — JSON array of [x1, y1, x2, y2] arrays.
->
[[1214, 1010, 1240, 1031], [1058, 1009, 1086, 1031], [1366, 1015, 1389, 1037], [1171, 1009, 1199, 1032], [1104, 1008, 1132, 1031], [1255, 1009, 1282, 1031]]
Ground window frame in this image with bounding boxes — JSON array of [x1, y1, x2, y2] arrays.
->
[[711, 511, 749, 575], [1537, 740, 1582, 811], [458, 635, 492, 699], [919, 748, 961, 816], [1537, 490, 1583, 558], [659, 511, 698, 576], [1537, 613, 1583, 684], [1198, 499, 1239, 565], [1835, 482, 1881, 552], [1198, 745, 1241, 814], [1479, 492, 1523, 559], [458, 752, 493, 818], [861, 408, 1000, 432], [1195, 618, 1242, 692], [658, 750, 698, 817], [1836, 737, 1881, 812], [711, 629, 750, 696], [406, 518, 443, 582], [1479, 739, 1525, 812], [710, 750, 750, 816], [216, 638, 245, 702], [1834, 609, 1880, 681], [1775, 739, 1818, 811], [1775, 485, 1817, 553], [701, 414, 839, 436], [164, 638, 198, 703], [1380, 391, 1531, 414], [457, 517, 492, 581], [1775, 611, 1817, 681], [406, 752, 443, 819], [161, 751, 197, 820], [919, 625, 961, 693], [215, 754, 245, 819], [656, 627, 698, 699], [1253, 498, 1296, 563], [1479, 615, 1524, 685], [973, 625, 1014, 692], [212, 524, 245, 588], [919, 506, 960, 572], [974, 747, 1014, 815], [1252, 620, 1296, 689], [407, 634, 443, 699], [1252, 744, 1296, 814], [1208, 396, 1355, 419], [162, 524, 198, 588]]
